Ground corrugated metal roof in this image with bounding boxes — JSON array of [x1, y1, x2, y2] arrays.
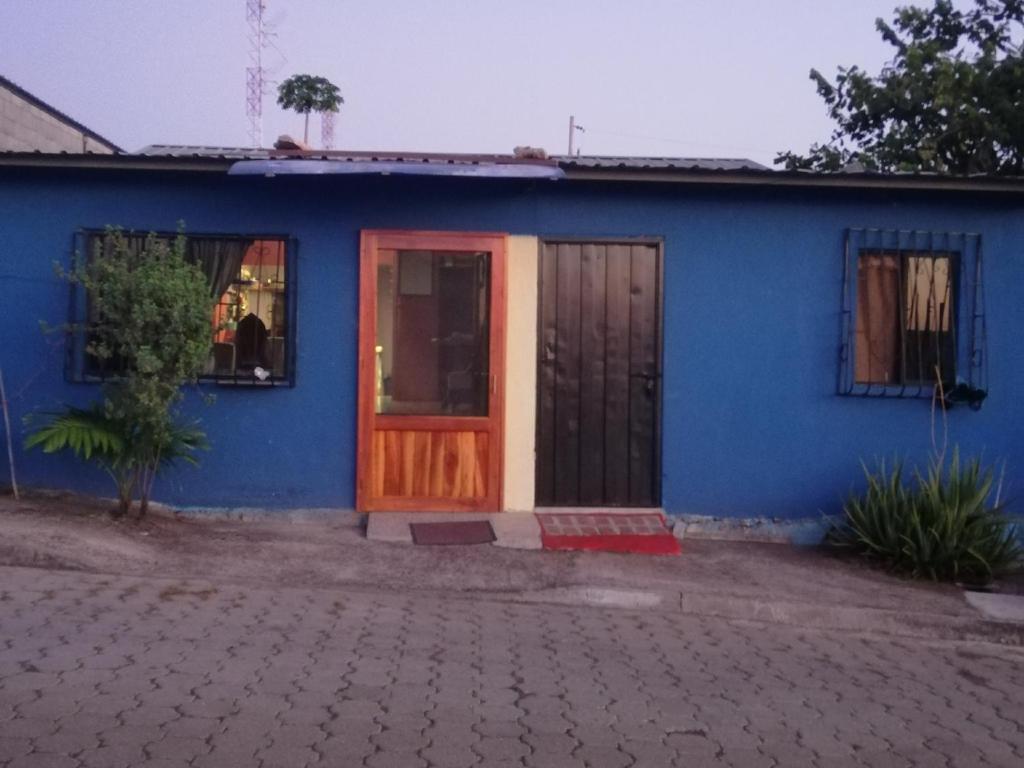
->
[[136, 145, 270, 159], [137, 146, 768, 171], [228, 158, 565, 180], [0, 73, 122, 153], [4, 147, 1024, 194], [135, 145, 561, 167], [554, 155, 770, 172]]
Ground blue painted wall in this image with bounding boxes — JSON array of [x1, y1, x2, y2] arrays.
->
[[1, 168, 1022, 518]]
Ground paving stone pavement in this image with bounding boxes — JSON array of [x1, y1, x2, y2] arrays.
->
[[1, 565, 1022, 768]]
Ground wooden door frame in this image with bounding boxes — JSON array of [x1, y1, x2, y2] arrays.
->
[[534, 236, 665, 507], [356, 230, 507, 512]]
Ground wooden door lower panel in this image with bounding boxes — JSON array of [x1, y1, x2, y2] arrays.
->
[[370, 430, 489, 503]]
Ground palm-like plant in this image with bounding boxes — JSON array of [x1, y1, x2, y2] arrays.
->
[[25, 405, 207, 518], [276, 74, 343, 145], [24, 406, 123, 459]]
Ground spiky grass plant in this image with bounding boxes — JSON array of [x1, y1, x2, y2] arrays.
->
[[831, 450, 1021, 584]]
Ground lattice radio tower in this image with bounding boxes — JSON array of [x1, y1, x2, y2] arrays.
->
[[246, 0, 269, 148], [321, 111, 335, 150]]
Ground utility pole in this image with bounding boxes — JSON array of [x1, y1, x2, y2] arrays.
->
[[568, 115, 585, 156], [0, 368, 18, 500]]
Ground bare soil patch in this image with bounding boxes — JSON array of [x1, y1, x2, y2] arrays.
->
[[0, 489, 992, 636]]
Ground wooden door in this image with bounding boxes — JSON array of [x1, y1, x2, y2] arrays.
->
[[536, 240, 662, 507], [357, 231, 506, 512]]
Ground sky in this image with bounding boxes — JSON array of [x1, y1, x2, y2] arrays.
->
[[0, 0, 965, 164]]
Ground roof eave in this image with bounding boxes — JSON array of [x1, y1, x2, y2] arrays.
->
[[560, 166, 1024, 194], [3, 152, 1024, 194], [0, 152, 231, 173]]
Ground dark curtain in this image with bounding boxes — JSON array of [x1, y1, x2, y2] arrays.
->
[[89, 232, 150, 260], [188, 239, 251, 300], [90, 234, 249, 301], [84, 234, 151, 376]]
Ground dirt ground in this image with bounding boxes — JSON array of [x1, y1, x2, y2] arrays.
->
[[0, 489, 1020, 643]]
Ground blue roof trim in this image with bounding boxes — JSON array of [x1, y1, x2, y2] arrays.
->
[[228, 159, 565, 180]]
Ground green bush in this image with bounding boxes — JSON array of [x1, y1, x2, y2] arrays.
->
[[25, 228, 213, 518], [830, 450, 1022, 584]]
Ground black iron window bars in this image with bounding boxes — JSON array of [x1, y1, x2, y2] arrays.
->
[[838, 228, 986, 407], [65, 230, 297, 387]]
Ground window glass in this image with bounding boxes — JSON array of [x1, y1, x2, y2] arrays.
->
[[79, 233, 290, 384], [375, 249, 490, 415], [209, 239, 288, 380], [854, 250, 955, 385]]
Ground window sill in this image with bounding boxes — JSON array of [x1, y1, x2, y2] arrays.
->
[[839, 382, 985, 409], [67, 374, 295, 389]]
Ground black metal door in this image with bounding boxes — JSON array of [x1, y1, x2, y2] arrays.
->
[[536, 240, 662, 506]]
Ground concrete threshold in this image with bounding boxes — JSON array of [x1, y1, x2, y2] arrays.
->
[[366, 511, 542, 550], [368, 507, 670, 550], [534, 506, 667, 516]]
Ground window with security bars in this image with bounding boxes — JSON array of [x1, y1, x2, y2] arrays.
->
[[66, 230, 296, 386], [838, 229, 986, 406]]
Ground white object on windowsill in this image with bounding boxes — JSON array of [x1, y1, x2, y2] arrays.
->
[[253, 366, 270, 381]]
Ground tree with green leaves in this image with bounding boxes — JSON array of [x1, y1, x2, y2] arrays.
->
[[276, 74, 344, 145], [777, 0, 1024, 174], [26, 230, 212, 518]]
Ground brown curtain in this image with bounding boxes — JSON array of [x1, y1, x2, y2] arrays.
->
[[855, 253, 901, 384]]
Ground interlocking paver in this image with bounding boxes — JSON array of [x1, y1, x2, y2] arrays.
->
[[1, 564, 1022, 768], [472, 735, 530, 761], [0, 738, 33, 761], [78, 744, 147, 768], [7, 754, 79, 768], [419, 743, 480, 768]]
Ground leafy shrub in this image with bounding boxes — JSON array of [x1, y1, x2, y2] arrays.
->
[[25, 228, 213, 518], [830, 450, 1022, 583]]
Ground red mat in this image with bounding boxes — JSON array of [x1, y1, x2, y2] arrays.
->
[[536, 513, 681, 556]]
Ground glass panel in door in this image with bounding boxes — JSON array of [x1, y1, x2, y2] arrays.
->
[[375, 249, 491, 416]]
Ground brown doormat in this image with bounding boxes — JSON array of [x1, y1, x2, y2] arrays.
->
[[409, 520, 496, 546]]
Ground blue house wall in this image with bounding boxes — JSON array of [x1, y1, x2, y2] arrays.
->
[[1, 168, 1022, 519]]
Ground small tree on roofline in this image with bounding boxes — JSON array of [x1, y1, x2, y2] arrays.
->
[[277, 74, 344, 145], [776, 0, 1024, 175]]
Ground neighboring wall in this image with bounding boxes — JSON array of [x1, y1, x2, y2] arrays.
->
[[503, 236, 539, 512], [0, 77, 118, 153], [1, 169, 1022, 518]]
